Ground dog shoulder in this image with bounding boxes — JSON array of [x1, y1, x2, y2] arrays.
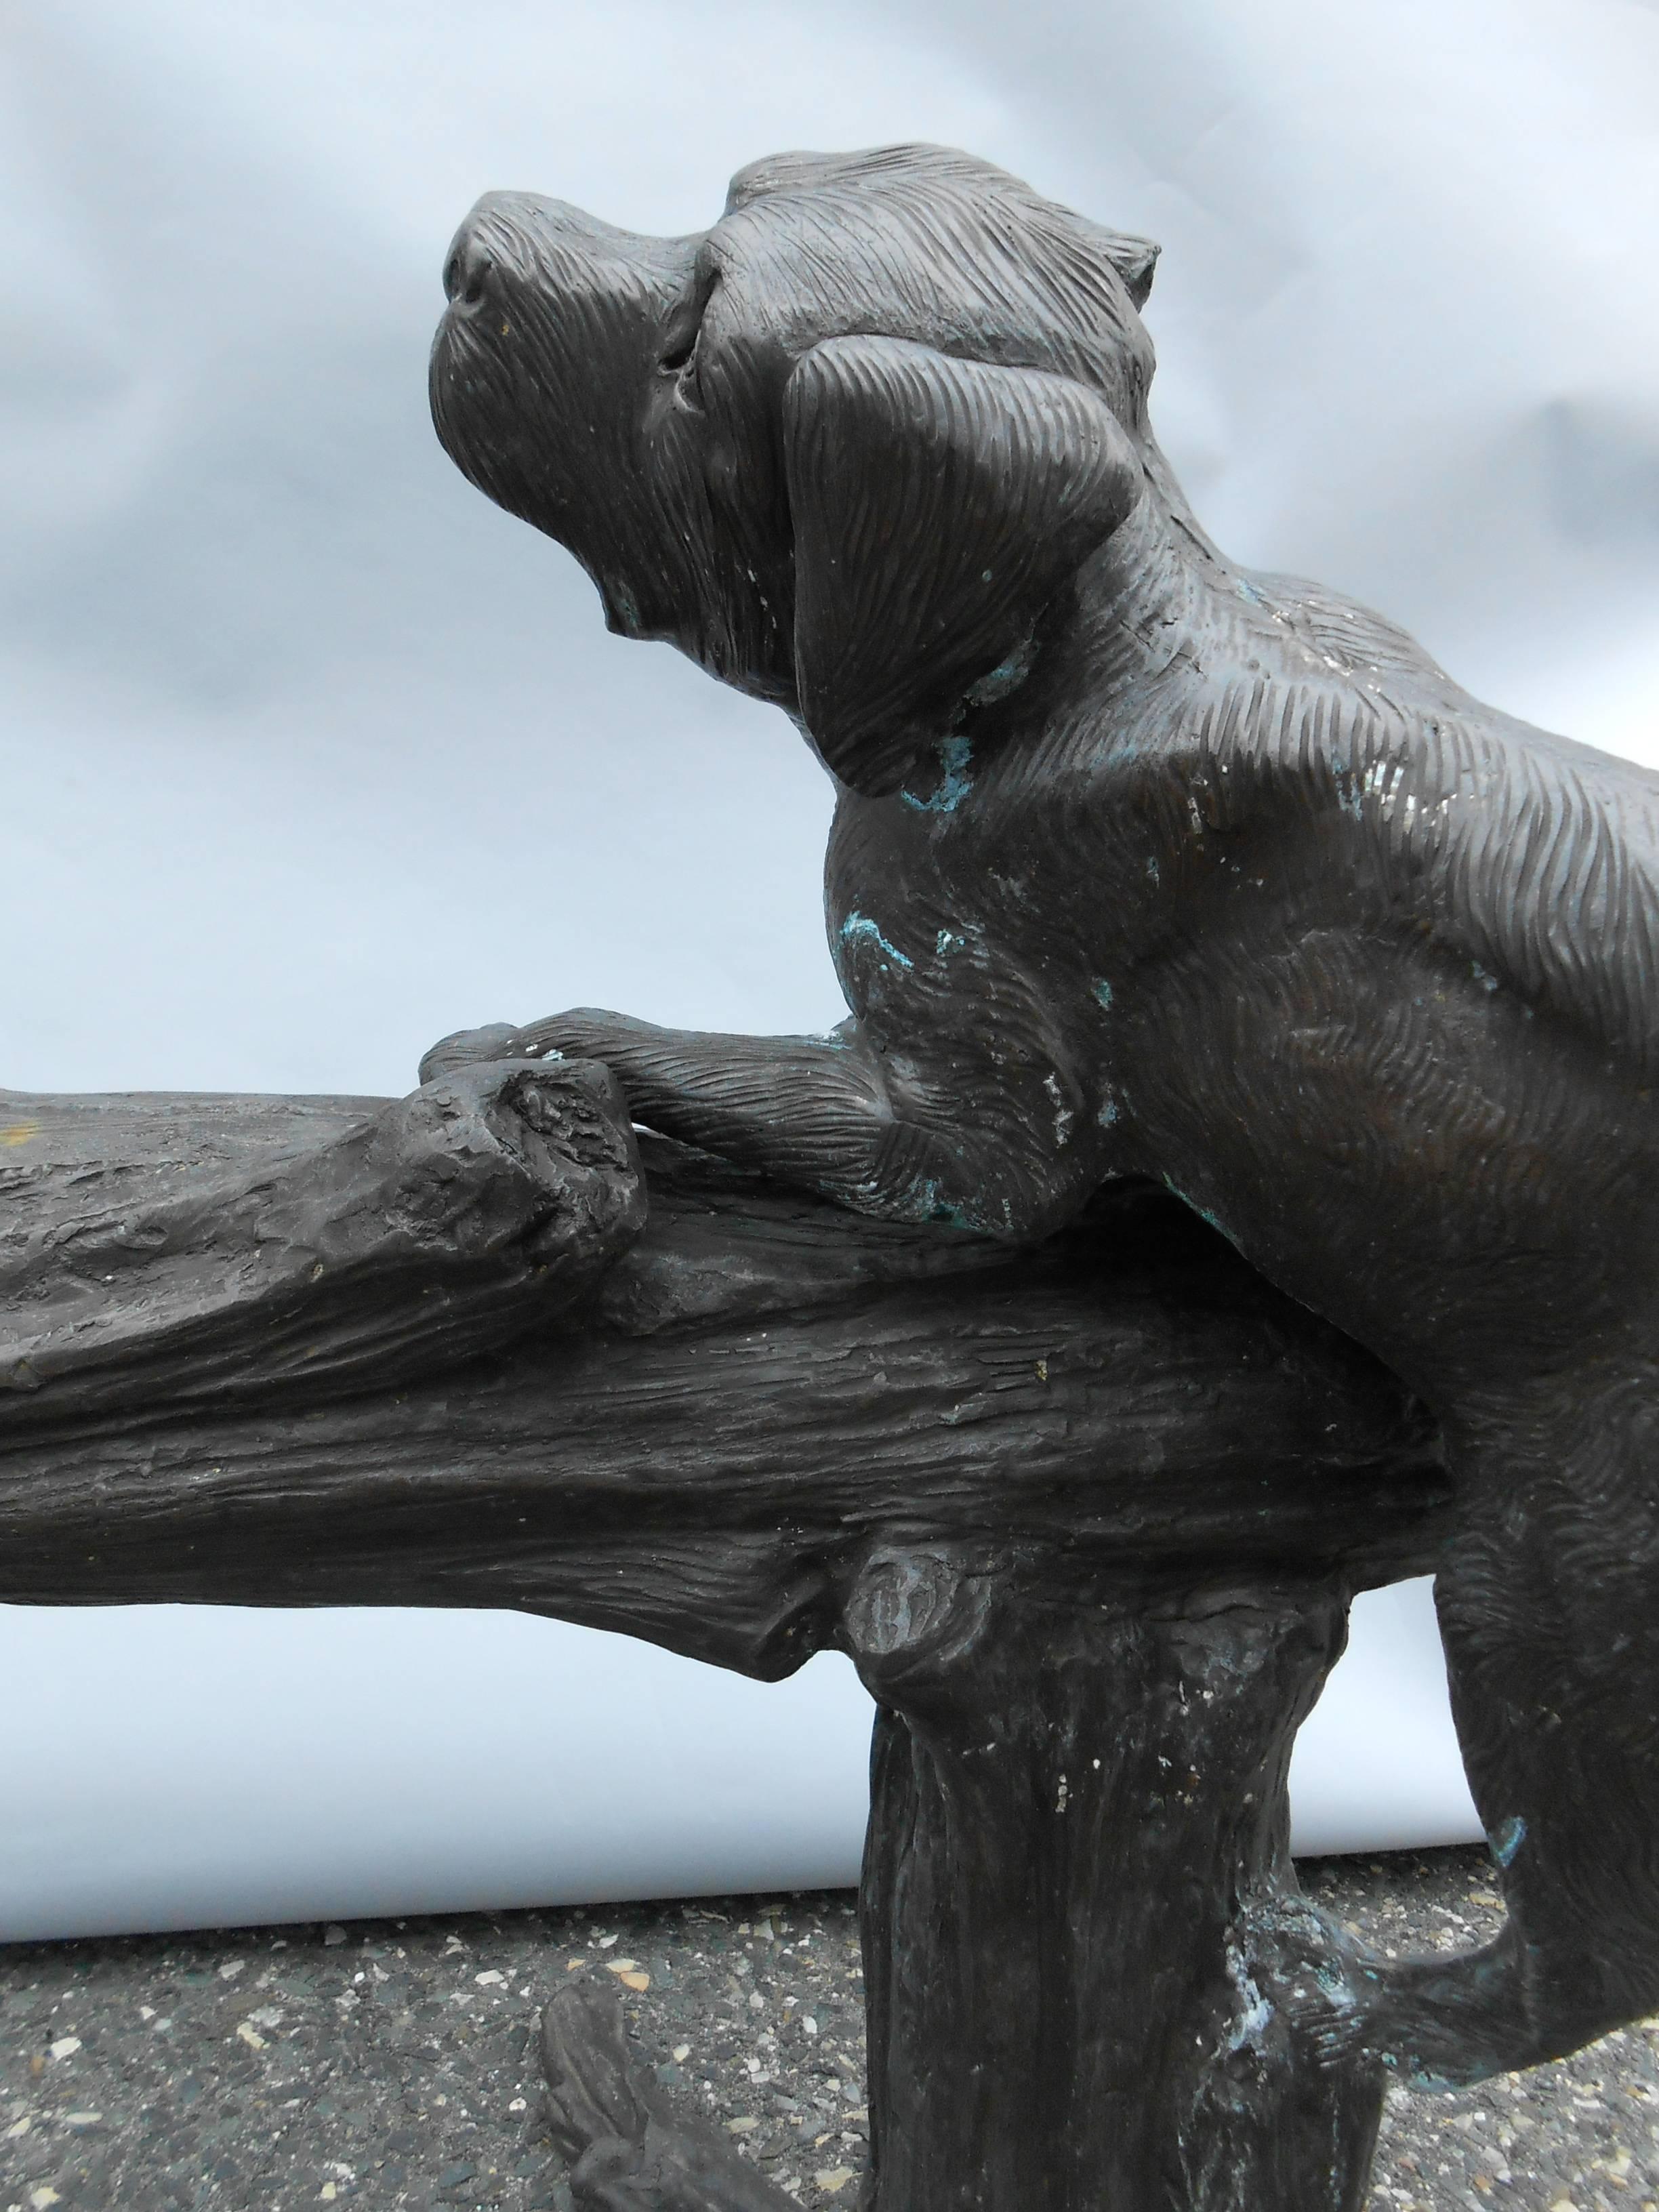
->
[[1236, 568, 1474, 712]]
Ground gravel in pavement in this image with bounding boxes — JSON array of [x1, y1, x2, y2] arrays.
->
[[3, 1847, 1658, 2211]]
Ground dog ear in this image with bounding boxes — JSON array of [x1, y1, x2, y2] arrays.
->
[[782, 337, 1142, 796]]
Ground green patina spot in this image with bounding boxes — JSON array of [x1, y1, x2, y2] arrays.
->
[[839, 912, 914, 970]]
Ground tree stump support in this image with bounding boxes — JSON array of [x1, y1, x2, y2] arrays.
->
[[851, 1557, 1381, 2211]]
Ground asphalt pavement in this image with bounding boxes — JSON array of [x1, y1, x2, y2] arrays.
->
[[3, 1847, 1656, 2212]]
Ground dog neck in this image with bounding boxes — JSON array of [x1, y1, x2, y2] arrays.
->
[[1044, 443, 1235, 714], [811, 435, 1242, 805]]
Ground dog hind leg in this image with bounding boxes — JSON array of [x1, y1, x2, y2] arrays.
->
[[1315, 1379, 1659, 2085]]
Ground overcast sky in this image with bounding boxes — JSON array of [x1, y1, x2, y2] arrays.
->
[[3, 0, 1656, 1097]]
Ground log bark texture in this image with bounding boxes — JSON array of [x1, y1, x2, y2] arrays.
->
[[0, 1065, 643, 1422], [0, 1073, 1454, 2211]]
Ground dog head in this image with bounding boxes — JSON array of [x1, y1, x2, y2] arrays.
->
[[430, 145, 1160, 795]]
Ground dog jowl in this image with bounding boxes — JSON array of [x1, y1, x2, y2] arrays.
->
[[428, 144, 1659, 2090]]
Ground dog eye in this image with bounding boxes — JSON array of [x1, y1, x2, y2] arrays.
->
[[657, 266, 720, 385]]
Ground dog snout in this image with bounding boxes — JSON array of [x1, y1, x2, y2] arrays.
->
[[442, 192, 552, 311]]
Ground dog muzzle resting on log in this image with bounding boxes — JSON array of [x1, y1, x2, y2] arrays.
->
[[425, 142, 1659, 2089]]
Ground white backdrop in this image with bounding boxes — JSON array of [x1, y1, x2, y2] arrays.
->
[[3, 0, 1656, 1938]]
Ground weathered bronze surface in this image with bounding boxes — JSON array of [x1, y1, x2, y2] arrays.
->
[[7, 142, 1655, 2211], [427, 140, 1659, 2100]]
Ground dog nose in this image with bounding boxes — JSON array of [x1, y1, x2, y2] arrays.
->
[[443, 225, 496, 310]]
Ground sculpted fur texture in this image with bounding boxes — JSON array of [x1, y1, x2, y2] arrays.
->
[[425, 144, 1659, 2086]]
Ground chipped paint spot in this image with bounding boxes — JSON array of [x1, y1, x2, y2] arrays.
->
[[1042, 1071, 1074, 1147], [1092, 978, 1114, 1012], [1225, 1945, 1273, 2053], [930, 1200, 975, 1231], [1162, 1174, 1237, 1248], [936, 928, 966, 958], [1313, 1957, 1360, 2010], [1471, 962, 1500, 994], [1491, 1815, 1527, 1868], [908, 1176, 976, 1232], [964, 631, 1038, 711], [1097, 1094, 1120, 1128], [839, 912, 913, 970], [902, 734, 974, 815]]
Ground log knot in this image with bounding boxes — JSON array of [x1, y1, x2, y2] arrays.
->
[[840, 1541, 998, 1705]]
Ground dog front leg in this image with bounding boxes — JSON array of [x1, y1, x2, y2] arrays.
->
[[420, 1010, 1081, 1240]]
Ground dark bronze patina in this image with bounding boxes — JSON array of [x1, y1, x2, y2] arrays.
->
[[423, 142, 1659, 2177], [4, 142, 1652, 2212]]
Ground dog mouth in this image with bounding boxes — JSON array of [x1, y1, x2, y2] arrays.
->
[[430, 197, 693, 586]]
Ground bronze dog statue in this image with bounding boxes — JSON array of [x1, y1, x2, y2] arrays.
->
[[424, 144, 1659, 2087]]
